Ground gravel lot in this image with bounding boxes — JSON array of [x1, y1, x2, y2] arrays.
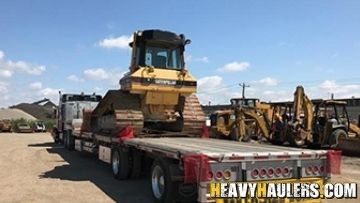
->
[[0, 132, 358, 202]]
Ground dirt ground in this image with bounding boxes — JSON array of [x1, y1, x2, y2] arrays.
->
[[0, 133, 359, 203]]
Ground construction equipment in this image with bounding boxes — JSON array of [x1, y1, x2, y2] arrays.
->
[[271, 86, 355, 148], [209, 98, 273, 141], [89, 29, 205, 139], [0, 119, 12, 132]]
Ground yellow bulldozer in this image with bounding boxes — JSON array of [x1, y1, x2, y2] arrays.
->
[[91, 30, 205, 137]]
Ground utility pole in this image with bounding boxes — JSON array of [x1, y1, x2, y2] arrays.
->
[[239, 83, 250, 99]]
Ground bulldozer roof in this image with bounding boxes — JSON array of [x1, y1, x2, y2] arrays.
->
[[130, 29, 186, 48]]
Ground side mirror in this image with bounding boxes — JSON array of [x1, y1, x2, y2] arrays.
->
[[185, 39, 191, 45]]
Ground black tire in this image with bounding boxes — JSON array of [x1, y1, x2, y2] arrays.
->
[[151, 159, 177, 203], [130, 149, 142, 179], [288, 130, 305, 147], [68, 131, 75, 150], [63, 131, 68, 148], [111, 148, 130, 180], [330, 129, 348, 148], [229, 126, 240, 141]]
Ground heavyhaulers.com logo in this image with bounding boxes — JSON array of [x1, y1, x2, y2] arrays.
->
[[208, 182, 357, 199]]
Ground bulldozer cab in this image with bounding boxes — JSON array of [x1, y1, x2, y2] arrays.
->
[[129, 30, 190, 72]]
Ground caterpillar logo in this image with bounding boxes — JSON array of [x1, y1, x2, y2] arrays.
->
[[154, 79, 176, 85], [208, 182, 357, 200]]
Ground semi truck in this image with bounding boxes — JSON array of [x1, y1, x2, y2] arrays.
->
[[53, 29, 333, 203]]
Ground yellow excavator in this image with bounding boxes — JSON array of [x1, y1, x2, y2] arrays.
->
[[91, 30, 205, 137]]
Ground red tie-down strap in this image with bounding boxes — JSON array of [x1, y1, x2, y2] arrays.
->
[[117, 126, 134, 141], [183, 154, 211, 183], [327, 150, 342, 175]]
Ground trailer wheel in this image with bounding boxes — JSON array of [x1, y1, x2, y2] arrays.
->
[[330, 129, 348, 148], [111, 148, 130, 180], [151, 159, 177, 203]]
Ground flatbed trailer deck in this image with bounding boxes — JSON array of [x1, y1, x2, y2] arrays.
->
[[71, 131, 330, 203]]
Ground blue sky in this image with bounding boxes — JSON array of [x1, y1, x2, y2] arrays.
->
[[1, 0, 360, 107]]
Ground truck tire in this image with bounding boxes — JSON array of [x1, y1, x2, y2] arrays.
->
[[330, 129, 348, 148], [68, 131, 75, 150], [151, 159, 177, 203], [63, 131, 68, 148], [130, 149, 142, 179], [111, 148, 130, 180]]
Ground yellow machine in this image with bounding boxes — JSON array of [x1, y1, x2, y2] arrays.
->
[[271, 86, 357, 148], [91, 30, 205, 136], [210, 98, 274, 141]]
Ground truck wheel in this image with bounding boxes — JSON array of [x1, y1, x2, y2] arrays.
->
[[68, 131, 75, 150], [130, 150, 142, 179], [151, 159, 176, 203], [63, 132, 68, 148], [330, 129, 348, 148], [111, 148, 130, 180]]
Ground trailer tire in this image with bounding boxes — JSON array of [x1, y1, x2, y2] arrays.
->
[[111, 148, 130, 180], [151, 159, 176, 203], [130, 149, 142, 179]]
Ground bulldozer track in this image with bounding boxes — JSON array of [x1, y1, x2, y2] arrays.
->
[[91, 90, 144, 136], [180, 94, 206, 136], [92, 90, 205, 138]]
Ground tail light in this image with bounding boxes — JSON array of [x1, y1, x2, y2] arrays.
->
[[283, 167, 289, 176], [207, 171, 213, 180], [251, 168, 259, 178], [267, 168, 274, 177], [260, 168, 267, 178], [275, 167, 282, 176], [313, 166, 319, 173], [215, 171, 222, 180], [320, 166, 325, 173], [306, 166, 313, 175], [223, 170, 231, 180]]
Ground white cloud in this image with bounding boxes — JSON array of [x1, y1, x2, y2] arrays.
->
[[196, 56, 209, 63], [29, 82, 42, 90], [83, 67, 126, 86], [255, 77, 278, 86], [67, 74, 84, 82], [317, 80, 360, 98], [84, 68, 109, 80], [217, 61, 250, 72], [0, 69, 12, 78], [0, 51, 46, 77], [0, 82, 8, 94], [39, 87, 60, 103], [98, 35, 132, 49]]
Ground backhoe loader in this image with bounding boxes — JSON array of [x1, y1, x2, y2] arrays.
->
[[271, 86, 358, 148]]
